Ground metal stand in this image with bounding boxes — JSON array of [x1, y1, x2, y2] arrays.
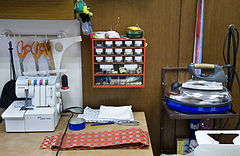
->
[[160, 67, 239, 154]]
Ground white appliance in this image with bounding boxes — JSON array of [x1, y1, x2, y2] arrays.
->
[[194, 130, 240, 156], [2, 76, 63, 132]]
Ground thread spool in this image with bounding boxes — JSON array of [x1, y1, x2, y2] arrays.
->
[[69, 118, 86, 131], [61, 74, 69, 90]]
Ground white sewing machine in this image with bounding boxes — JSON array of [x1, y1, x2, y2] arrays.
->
[[2, 76, 63, 132]]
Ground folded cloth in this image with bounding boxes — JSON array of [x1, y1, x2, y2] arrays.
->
[[98, 105, 132, 120], [77, 106, 134, 123], [105, 31, 120, 38], [40, 128, 149, 150]]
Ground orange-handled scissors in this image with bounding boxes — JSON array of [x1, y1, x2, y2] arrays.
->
[[30, 41, 40, 71], [43, 41, 52, 70], [17, 40, 31, 75]]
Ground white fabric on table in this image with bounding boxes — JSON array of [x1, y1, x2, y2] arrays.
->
[[77, 106, 134, 123], [98, 105, 132, 120]]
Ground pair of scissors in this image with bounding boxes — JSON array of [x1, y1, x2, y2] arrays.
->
[[17, 41, 31, 75], [30, 41, 43, 71], [42, 41, 52, 70], [37, 41, 52, 70]]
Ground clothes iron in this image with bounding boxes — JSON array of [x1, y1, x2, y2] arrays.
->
[[165, 63, 232, 114]]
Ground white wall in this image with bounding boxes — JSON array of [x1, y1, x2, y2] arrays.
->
[[0, 19, 82, 109]]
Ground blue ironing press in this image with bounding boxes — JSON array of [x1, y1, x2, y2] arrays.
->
[[165, 63, 232, 114]]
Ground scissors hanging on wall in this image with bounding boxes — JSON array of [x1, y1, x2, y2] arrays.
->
[[30, 41, 41, 71], [42, 41, 52, 70], [16, 40, 31, 75]]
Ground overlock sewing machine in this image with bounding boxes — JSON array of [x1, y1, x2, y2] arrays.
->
[[2, 76, 63, 132]]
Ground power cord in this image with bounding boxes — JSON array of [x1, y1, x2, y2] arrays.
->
[[56, 106, 83, 156], [56, 112, 73, 156], [222, 64, 240, 93], [223, 24, 239, 91], [222, 25, 240, 131]]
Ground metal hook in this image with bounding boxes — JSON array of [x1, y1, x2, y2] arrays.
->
[[57, 31, 66, 38], [1, 29, 12, 37]]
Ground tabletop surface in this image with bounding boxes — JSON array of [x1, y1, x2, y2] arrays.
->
[[0, 112, 153, 156]]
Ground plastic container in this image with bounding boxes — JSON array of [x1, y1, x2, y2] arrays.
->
[[81, 22, 91, 36], [134, 41, 143, 47], [115, 56, 123, 62], [105, 41, 113, 47], [124, 49, 133, 55], [134, 56, 143, 63], [115, 49, 123, 55], [105, 57, 113, 63], [95, 41, 104, 47], [134, 49, 143, 55], [95, 48, 104, 55], [124, 56, 133, 63], [124, 41, 133, 47], [127, 30, 143, 39], [95, 57, 104, 63], [114, 41, 123, 47], [105, 49, 113, 55]]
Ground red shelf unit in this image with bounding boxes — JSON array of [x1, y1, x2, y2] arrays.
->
[[92, 37, 146, 88]]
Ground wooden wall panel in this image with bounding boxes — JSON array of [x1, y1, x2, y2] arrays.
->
[[202, 0, 240, 142], [0, 0, 74, 20], [174, 0, 198, 152], [83, 0, 181, 155]]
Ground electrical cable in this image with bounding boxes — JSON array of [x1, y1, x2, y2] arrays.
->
[[222, 66, 240, 130], [56, 106, 83, 156], [222, 24, 240, 130], [223, 24, 239, 91], [56, 112, 73, 156], [222, 64, 240, 93]]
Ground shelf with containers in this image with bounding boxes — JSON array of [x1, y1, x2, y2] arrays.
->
[[92, 37, 146, 88]]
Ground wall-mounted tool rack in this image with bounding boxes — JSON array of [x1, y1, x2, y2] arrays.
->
[[92, 37, 146, 88]]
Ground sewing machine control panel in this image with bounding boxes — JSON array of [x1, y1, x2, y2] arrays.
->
[[92, 38, 146, 88], [16, 76, 61, 107]]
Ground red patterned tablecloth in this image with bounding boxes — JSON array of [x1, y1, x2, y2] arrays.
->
[[40, 128, 149, 150]]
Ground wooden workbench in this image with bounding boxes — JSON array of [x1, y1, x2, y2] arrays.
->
[[0, 112, 153, 156]]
